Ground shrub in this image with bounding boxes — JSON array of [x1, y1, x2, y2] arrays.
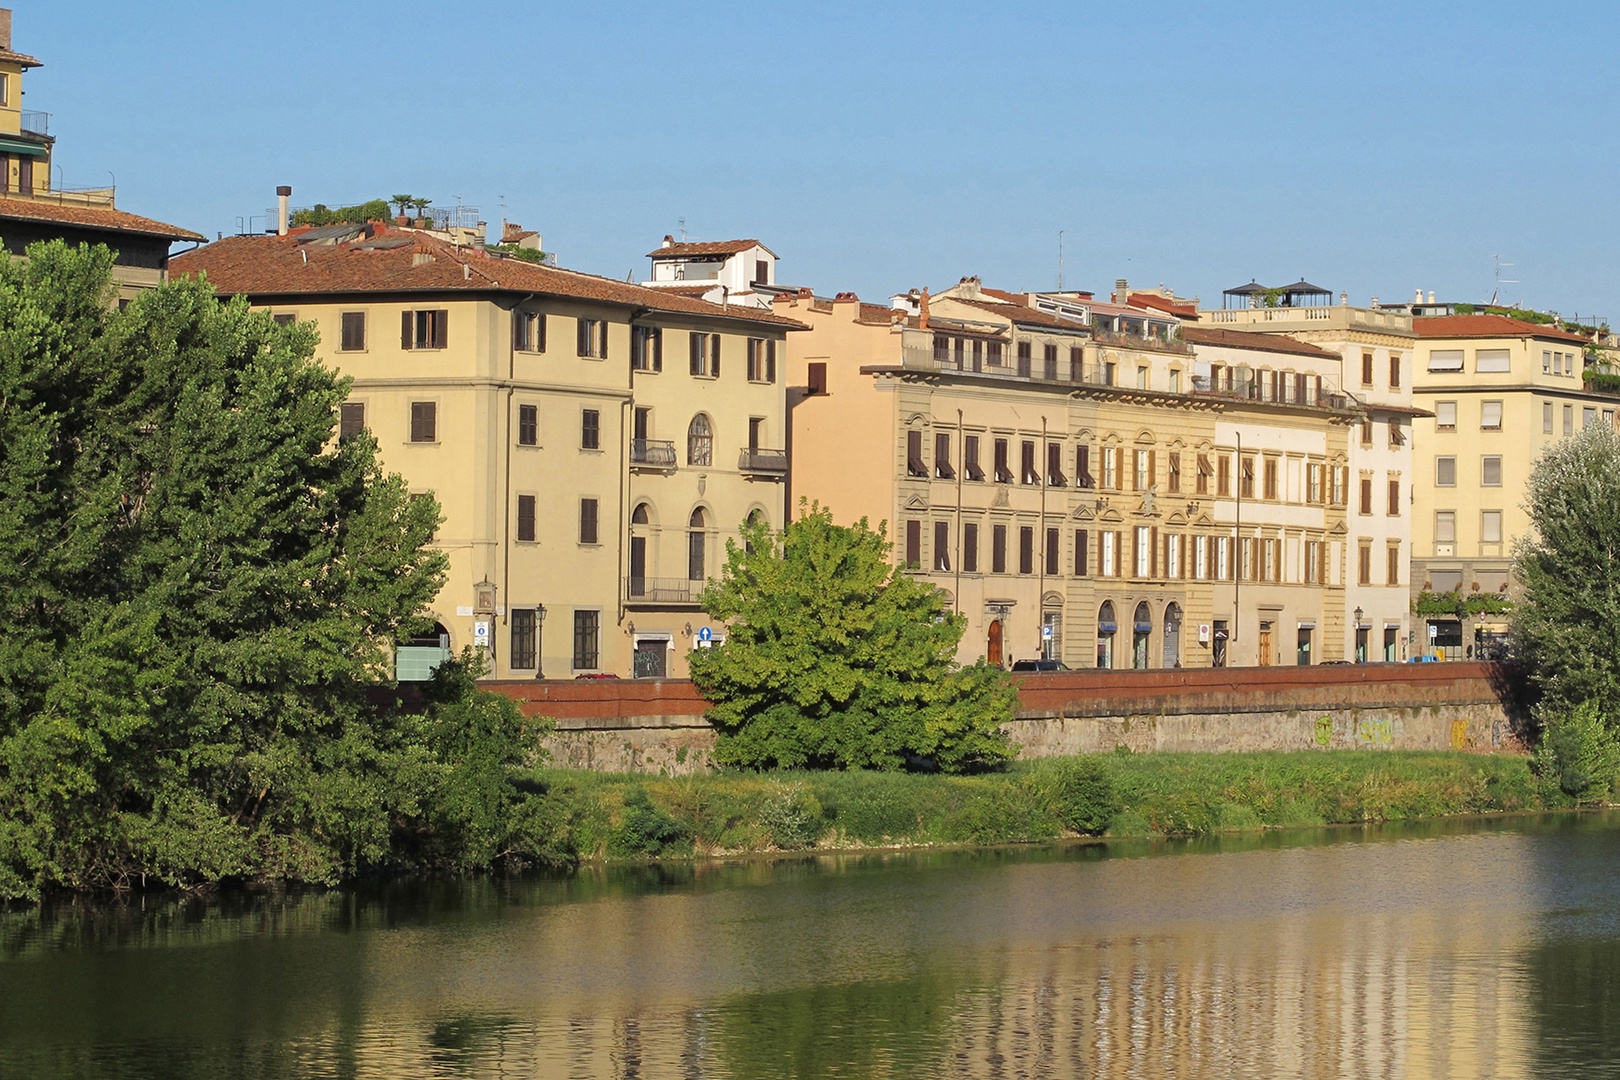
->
[[757, 782, 824, 850], [1533, 701, 1620, 804], [609, 788, 692, 858], [1035, 756, 1120, 835]]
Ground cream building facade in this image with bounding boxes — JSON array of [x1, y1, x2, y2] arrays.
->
[[1410, 313, 1610, 658], [1200, 292, 1418, 661], [782, 280, 1358, 669], [173, 223, 796, 681]]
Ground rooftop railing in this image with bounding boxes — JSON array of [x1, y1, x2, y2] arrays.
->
[[19, 110, 47, 136]]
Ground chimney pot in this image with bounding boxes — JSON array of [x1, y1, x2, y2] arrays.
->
[[276, 185, 292, 237], [661, 235, 674, 248]]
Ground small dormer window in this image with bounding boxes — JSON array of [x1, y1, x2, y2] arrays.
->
[[753, 259, 769, 286]]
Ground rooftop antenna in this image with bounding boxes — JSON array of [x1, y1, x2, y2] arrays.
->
[[678, 216, 687, 243], [1057, 229, 1065, 291], [1490, 254, 1517, 306]]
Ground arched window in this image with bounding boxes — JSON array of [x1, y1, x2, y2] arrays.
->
[[687, 414, 713, 466], [1097, 601, 1117, 669], [1132, 601, 1152, 669], [631, 502, 650, 526], [744, 508, 766, 554], [629, 503, 652, 597], [688, 507, 708, 581], [1163, 602, 1183, 668]]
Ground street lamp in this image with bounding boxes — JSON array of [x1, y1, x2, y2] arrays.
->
[[534, 604, 547, 680], [1353, 606, 1363, 626], [1353, 606, 1365, 664]]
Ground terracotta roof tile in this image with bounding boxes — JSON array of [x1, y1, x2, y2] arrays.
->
[[172, 229, 804, 328], [645, 238, 775, 259], [946, 296, 1083, 331], [1414, 313, 1590, 344], [1181, 325, 1340, 360], [0, 196, 203, 242], [1128, 292, 1199, 318], [0, 48, 41, 68]]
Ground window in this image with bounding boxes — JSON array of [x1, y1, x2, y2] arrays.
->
[[1077, 445, 1094, 489], [1305, 540, 1320, 584], [1543, 402, 1554, 433], [510, 609, 537, 669], [1168, 452, 1181, 493], [754, 259, 769, 285], [572, 610, 600, 670], [513, 310, 546, 353], [1361, 352, 1374, 386], [1197, 453, 1212, 495], [1586, 406, 1598, 429], [903, 520, 921, 568], [1021, 441, 1039, 485], [1070, 346, 1084, 382], [688, 414, 714, 466], [987, 340, 1004, 367], [689, 332, 720, 377], [748, 417, 764, 451], [1263, 537, 1277, 582], [1239, 537, 1254, 581], [1482, 456, 1502, 486], [409, 401, 436, 443], [1047, 443, 1066, 487], [972, 340, 984, 371], [272, 313, 297, 327], [935, 432, 955, 479], [992, 524, 1007, 573], [1136, 365, 1148, 390], [964, 436, 984, 481], [1359, 477, 1372, 515], [1358, 541, 1372, 585], [1388, 478, 1400, 516], [515, 494, 537, 542], [1074, 529, 1088, 576], [1262, 459, 1277, 500], [1217, 454, 1230, 496], [906, 430, 927, 477], [1436, 401, 1457, 430], [0, 75, 8, 108], [1565, 404, 1575, 435], [1306, 463, 1322, 503], [1240, 457, 1255, 499], [994, 438, 1013, 483], [338, 402, 365, 441], [688, 508, 708, 580], [1481, 509, 1503, 545], [518, 404, 538, 446], [1388, 420, 1405, 447], [1135, 449, 1152, 492], [579, 498, 598, 545], [1543, 350, 1553, 374], [340, 311, 366, 351], [1166, 533, 1182, 579], [1135, 526, 1152, 578], [1388, 354, 1402, 387], [933, 334, 949, 363], [1214, 536, 1229, 581], [577, 318, 608, 359], [1481, 401, 1503, 430], [1387, 543, 1400, 586], [1360, 417, 1374, 445], [1019, 527, 1034, 574], [1331, 466, 1346, 506], [1016, 341, 1032, 377], [1102, 446, 1118, 490], [746, 338, 777, 383], [631, 325, 662, 371], [1428, 349, 1464, 372], [1476, 348, 1510, 373], [1101, 530, 1118, 577], [934, 521, 951, 572], [402, 309, 448, 350], [807, 362, 827, 395], [581, 409, 600, 450], [1436, 456, 1456, 486], [1435, 511, 1457, 544], [1045, 527, 1059, 576], [963, 523, 979, 572], [1044, 343, 1059, 380]]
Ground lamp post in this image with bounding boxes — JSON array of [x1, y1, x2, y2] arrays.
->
[[535, 604, 547, 680], [1353, 606, 1364, 664]]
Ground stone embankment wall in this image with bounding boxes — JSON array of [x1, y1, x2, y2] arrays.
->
[[484, 663, 1530, 776]]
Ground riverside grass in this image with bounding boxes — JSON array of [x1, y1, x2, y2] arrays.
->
[[526, 750, 1546, 861]]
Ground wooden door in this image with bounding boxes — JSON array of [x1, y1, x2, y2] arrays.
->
[[1258, 627, 1273, 666], [987, 619, 1003, 667]]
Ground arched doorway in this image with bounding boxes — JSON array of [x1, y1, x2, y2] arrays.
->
[[687, 507, 708, 582], [987, 619, 1004, 667], [1164, 602, 1183, 668], [1132, 602, 1152, 669], [1096, 602, 1117, 669], [629, 502, 651, 598]]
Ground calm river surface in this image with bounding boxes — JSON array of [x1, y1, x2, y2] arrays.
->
[[4, 813, 1620, 1078]]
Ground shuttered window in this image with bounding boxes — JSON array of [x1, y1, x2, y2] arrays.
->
[[401, 309, 448, 350], [340, 311, 366, 351], [409, 401, 436, 443], [517, 495, 536, 542]]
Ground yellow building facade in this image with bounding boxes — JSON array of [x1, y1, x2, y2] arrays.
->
[[1410, 313, 1613, 657], [782, 281, 1358, 669], [174, 225, 796, 680]]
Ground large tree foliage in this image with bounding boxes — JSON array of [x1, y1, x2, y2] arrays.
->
[[1514, 422, 1620, 722], [688, 504, 1017, 772], [0, 241, 558, 900]]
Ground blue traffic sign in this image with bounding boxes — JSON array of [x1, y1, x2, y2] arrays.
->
[[698, 626, 713, 642]]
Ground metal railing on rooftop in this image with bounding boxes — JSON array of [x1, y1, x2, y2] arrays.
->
[[19, 111, 47, 136]]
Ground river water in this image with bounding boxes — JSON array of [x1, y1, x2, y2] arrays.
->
[[3, 812, 1619, 1078]]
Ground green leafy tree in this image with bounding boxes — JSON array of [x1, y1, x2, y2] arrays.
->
[[688, 504, 1017, 773], [1514, 423, 1620, 723], [0, 241, 558, 899]]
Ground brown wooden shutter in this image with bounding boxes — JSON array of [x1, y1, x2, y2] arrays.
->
[[517, 495, 536, 542], [766, 339, 777, 382], [690, 331, 702, 374], [1077, 445, 1091, 488], [432, 311, 448, 349], [1075, 529, 1088, 576], [710, 334, 720, 376], [1114, 453, 1123, 491], [401, 311, 414, 349], [537, 313, 547, 352], [1150, 527, 1159, 577], [904, 520, 921, 567], [1148, 450, 1156, 489]]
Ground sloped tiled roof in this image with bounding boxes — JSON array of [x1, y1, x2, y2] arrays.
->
[[1414, 314, 1590, 344], [1128, 292, 1199, 318], [0, 196, 203, 241], [946, 296, 1083, 331], [645, 238, 775, 259], [0, 47, 41, 68], [1181, 325, 1339, 360], [172, 227, 804, 328]]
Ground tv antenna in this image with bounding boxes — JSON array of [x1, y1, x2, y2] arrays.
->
[[678, 216, 688, 242], [1490, 254, 1517, 305], [1057, 229, 1065, 291]]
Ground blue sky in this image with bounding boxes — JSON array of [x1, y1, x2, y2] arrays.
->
[[23, 1, 1620, 320]]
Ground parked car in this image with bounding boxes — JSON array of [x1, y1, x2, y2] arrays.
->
[[1010, 659, 1071, 672]]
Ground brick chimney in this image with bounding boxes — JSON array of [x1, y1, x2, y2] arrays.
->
[[0, 10, 13, 51]]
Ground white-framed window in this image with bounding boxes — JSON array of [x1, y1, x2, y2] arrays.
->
[[1435, 401, 1457, 430], [1435, 511, 1457, 544], [1166, 534, 1182, 579], [1101, 530, 1117, 577], [1215, 536, 1230, 581], [1481, 510, 1503, 545], [1428, 349, 1464, 372], [1565, 404, 1575, 435], [1194, 535, 1208, 579], [1134, 526, 1151, 578], [1436, 456, 1456, 486], [1544, 401, 1555, 433]]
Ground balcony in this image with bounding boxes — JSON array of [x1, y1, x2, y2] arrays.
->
[[738, 447, 788, 476], [624, 577, 704, 606], [1190, 375, 1355, 411], [1202, 305, 1414, 336], [1089, 326, 1194, 356], [19, 111, 47, 136], [630, 438, 677, 470]]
